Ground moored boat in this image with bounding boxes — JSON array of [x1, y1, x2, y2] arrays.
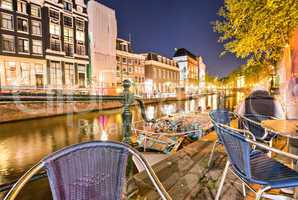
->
[[132, 112, 213, 154]]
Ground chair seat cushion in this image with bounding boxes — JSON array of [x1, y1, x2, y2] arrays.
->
[[250, 152, 298, 188]]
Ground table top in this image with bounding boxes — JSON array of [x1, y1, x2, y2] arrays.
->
[[261, 119, 298, 139]]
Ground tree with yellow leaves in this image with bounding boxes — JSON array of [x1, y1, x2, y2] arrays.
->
[[214, 0, 298, 67]]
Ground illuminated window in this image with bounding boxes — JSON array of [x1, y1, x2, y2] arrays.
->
[[64, 28, 73, 43], [35, 64, 43, 74], [77, 65, 86, 88], [31, 5, 41, 18], [64, 28, 73, 56], [5, 62, 16, 85], [17, 0, 27, 14], [76, 30, 84, 42], [50, 22, 60, 36], [1, 13, 13, 30], [1, 0, 12, 10], [2, 35, 14, 52], [35, 64, 44, 88], [31, 21, 41, 35], [32, 40, 42, 54], [64, 63, 75, 86], [50, 61, 62, 86], [20, 63, 30, 85]]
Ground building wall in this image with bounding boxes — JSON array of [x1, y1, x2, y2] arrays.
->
[[198, 56, 206, 90], [88, 0, 117, 94], [174, 55, 199, 94], [0, 0, 46, 90], [144, 55, 179, 97], [0, 55, 47, 90], [116, 50, 145, 95], [187, 56, 199, 84], [0, 0, 89, 93], [44, 0, 89, 92], [116, 38, 145, 95]]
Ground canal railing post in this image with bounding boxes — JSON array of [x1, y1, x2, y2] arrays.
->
[[121, 80, 134, 144]]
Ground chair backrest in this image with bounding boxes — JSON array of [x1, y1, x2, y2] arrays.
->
[[209, 109, 232, 142], [215, 123, 252, 180], [209, 109, 231, 125], [242, 114, 272, 139], [43, 141, 129, 200]]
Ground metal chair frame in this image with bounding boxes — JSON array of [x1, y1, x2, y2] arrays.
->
[[4, 141, 172, 200], [240, 114, 279, 157], [215, 123, 298, 200], [208, 110, 255, 167], [240, 114, 278, 139]]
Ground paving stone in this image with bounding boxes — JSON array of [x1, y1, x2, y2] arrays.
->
[[127, 131, 261, 200]]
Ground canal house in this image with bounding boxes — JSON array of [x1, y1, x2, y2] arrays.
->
[[0, 0, 46, 91], [143, 52, 180, 98], [0, 0, 89, 93]]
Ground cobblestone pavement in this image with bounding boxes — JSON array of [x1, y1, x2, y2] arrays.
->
[[128, 132, 250, 200]]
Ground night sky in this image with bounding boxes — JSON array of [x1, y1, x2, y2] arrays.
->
[[95, 0, 245, 77]]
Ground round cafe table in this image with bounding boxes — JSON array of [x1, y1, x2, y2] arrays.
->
[[261, 119, 298, 139], [261, 119, 298, 199]]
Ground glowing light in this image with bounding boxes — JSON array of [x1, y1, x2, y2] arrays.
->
[[162, 104, 176, 115], [100, 130, 108, 141], [116, 87, 122, 94], [145, 79, 153, 94], [146, 106, 155, 120]]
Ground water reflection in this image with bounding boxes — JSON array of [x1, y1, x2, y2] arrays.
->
[[161, 104, 177, 115], [145, 106, 155, 120], [0, 93, 242, 199]]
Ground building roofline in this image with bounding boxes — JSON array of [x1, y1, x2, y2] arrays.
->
[[173, 48, 199, 60], [88, 0, 115, 14]]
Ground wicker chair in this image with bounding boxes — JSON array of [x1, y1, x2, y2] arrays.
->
[[208, 109, 232, 167], [4, 141, 171, 200], [240, 114, 277, 156], [214, 122, 298, 200], [240, 114, 276, 143]]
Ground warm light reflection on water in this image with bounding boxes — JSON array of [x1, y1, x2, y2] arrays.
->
[[0, 93, 242, 199]]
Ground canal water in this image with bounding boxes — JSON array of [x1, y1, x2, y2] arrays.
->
[[0, 92, 244, 199]]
